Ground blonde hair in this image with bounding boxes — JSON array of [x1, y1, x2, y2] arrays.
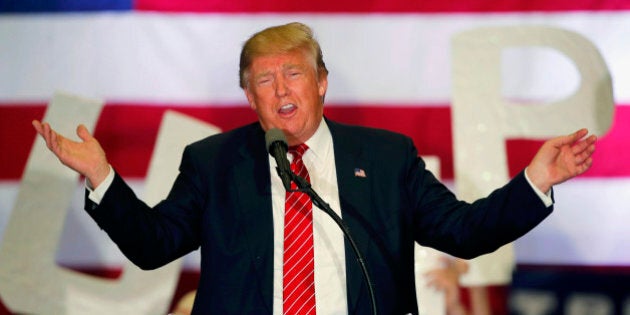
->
[[239, 22, 328, 89]]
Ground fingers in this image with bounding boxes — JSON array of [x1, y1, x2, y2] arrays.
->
[[33, 121, 92, 147], [76, 124, 92, 142], [573, 138, 596, 163], [552, 128, 589, 148], [49, 126, 63, 152], [32, 120, 44, 135], [572, 128, 589, 140], [423, 270, 445, 289], [424, 268, 459, 291], [569, 135, 596, 177], [566, 134, 596, 177], [32, 119, 45, 137], [580, 157, 593, 173], [571, 134, 597, 155], [32, 120, 68, 155], [553, 129, 596, 167], [571, 156, 592, 176], [452, 259, 469, 274], [32, 120, 55, 150], [570, 128, 589, 144]]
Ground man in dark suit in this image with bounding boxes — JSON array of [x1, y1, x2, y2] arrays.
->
[[33, 22, 596, 314]]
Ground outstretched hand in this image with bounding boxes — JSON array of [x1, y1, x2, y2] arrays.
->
[[32, 120, 110, 188], [526, 128, 597, 194]]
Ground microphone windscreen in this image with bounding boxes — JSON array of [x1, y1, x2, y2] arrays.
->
[[265, 128, 287, 153]]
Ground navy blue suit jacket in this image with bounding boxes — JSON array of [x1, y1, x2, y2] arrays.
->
[[86, 119, 552, 314]]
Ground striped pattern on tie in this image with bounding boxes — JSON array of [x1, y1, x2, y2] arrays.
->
[[283, 143, 316, 315]]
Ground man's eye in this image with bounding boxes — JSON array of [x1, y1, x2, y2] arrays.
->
[[257, 78, 271, 85]]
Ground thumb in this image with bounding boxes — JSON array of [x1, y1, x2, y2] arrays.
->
[[76, 124, 93, 142]]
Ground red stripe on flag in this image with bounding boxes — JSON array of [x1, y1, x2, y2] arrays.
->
[[0, 104, 46, 180], [2, 103, 629, 181], [135, 0, 630, 13]]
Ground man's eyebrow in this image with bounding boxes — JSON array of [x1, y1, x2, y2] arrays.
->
[[282, 63, 303, 71], [252, 63, 304, 80], [253, 70, 272, 80]]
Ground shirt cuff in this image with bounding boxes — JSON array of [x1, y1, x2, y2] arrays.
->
[[86, 165, 114, 205], [524, 167, 553, 207]]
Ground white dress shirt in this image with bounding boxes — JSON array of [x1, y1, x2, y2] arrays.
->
[[269, 120, 347, 315]]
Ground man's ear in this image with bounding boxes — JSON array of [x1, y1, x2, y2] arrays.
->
[[318, 74, 328, 97]]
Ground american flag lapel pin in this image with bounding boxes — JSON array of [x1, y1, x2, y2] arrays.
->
[[354, 168, 367, 178]]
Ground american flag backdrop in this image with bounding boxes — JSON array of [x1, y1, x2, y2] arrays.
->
[[1, 0, 629, 313]]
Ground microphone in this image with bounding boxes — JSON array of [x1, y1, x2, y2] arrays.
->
[[265, 128, 292, 191], [265, 129, 378, 315]]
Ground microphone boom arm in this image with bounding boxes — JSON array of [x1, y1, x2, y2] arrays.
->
[[288, 172, 378, 315]]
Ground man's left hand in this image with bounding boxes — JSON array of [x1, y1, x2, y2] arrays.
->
[[526, 128, 597, 194]]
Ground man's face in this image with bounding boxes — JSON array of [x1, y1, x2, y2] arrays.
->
[[244, 49, 328, 146]]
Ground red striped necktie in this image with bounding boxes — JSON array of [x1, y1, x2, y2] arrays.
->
[[283, 143, 316, 315]]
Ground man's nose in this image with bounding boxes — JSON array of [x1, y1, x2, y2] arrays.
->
[[275, 77, 289, 97]]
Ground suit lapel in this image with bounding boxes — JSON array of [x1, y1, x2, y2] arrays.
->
[[328, 120, 374, 314], [228, 120, 375, 313], [232, 124, 274, 312]]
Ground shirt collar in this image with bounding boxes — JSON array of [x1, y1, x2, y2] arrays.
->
[[303, 118, 333, 164]]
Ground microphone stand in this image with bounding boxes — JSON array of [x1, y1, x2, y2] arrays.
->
[[288, 171, 378, 315]]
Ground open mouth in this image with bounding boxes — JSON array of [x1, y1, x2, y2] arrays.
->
[[278, 103, 297, 115]]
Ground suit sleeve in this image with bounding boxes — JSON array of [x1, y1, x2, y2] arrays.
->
[[405, 137, 553, 259], [84, 145, 204, 270]]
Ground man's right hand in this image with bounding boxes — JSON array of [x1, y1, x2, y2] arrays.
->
[[32, 120, 110, 188]]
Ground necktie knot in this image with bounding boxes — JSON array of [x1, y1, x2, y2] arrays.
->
[[289, 143, 309, 159], [288, 144, 309, 182]]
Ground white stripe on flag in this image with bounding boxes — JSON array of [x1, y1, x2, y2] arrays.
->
[[1, 13, 629, 103]]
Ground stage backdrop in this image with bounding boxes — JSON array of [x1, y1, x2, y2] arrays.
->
[[1, 0, 629, 314]]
